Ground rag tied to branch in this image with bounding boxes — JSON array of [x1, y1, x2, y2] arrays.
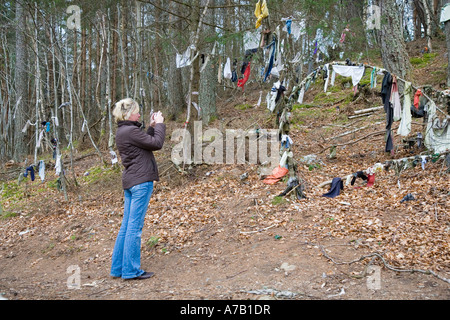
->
[[254, 0, 269, 29]]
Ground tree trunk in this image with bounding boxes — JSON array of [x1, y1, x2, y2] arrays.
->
[[445, 0, 450, 87], [13, 0, 27, 161], [120, 2, 129, 98], [380, 0, 412, 80], [199, 0, 217, 125], [167, 1, 185, 121], [190, 0, 201, 97], [422, 0, 433, 51]]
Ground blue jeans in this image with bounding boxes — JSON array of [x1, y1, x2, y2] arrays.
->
[[110, 181, 153, 279]]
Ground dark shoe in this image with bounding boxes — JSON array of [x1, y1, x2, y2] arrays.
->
[[131, 271, 154, 280]]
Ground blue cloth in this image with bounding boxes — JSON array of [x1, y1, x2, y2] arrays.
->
[[24, 166, 35, 181], [322, 177, 343, 198], [286, 19, 292, 34], [231, 70, 237, 82], [110, 181, 154, 279], [264, 40, 276, 82]]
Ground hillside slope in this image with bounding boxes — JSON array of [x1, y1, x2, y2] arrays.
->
[[0, 39, 449, 301]]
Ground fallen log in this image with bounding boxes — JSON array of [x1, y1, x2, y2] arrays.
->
[[325, 122, 383, 141], [319, 130, 386, 154], [353, 106, 384, 114], [348, 113, 374, 119]]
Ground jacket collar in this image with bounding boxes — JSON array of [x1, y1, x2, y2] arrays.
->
[[117, 120, 142, 128]]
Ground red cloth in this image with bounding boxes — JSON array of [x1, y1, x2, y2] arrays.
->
[[366, 174, 375, 187], [414, 89, 422, 109], [262, 165, 289, 185], [237, 62, 251, 90]]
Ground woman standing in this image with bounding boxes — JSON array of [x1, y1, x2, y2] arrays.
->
[[110, 98, 165, 280]]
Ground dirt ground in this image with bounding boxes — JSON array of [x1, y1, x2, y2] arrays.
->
[[1, 45, 449, 302], [1, 121, 449, 301]]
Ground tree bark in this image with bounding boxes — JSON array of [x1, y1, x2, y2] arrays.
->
[[422, 0, 433, 51], [199, 0, 217, 125], [167, 0, 186, 121], [380, 0, 412, 81], [445, 0, 450, 87], [13, 0, 27, 161]]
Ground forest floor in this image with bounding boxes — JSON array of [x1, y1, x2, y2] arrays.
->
[[0, 39, 449, 301]]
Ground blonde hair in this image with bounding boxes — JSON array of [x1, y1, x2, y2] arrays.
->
[[112, 98, 140, 121]]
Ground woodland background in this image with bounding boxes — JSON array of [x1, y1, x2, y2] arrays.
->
[[0, 0, 449, 164], [0, 0, 450, 300]]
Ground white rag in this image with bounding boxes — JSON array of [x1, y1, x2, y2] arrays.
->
[[331, 65, 365, 87], [424, 101, 450, 153], [441, 3, 450, 23], [223, 57, 232, 80], [297, 86, 305, 104], [38, 160, 45, 182], [55, 155, 62, 176], [176, 46, 193, 68], [323, 64, 330, 92], [397, 81, 412, 136]]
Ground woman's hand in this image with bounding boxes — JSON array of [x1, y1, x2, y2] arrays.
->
[[150, 111, 164, 127]]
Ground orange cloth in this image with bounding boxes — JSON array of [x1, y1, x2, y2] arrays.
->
[[262, 166, 289, 184]]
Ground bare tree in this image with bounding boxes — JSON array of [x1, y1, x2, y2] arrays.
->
[[444, 0, 450, 86], [379, 0, 412, 80], [199, 0, 217, 125], [13, 0, 28, 161]]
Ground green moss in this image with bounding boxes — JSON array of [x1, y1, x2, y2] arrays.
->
[[234, 103, 253, 110], [1, 182, 25, 204], [410, 53, 438, 68], [292, 104, 316, 110], [0, 209, 17, 219], [82, 165, 121, 184], [146, 236, 160, 248], [271, 196, 287, 205]]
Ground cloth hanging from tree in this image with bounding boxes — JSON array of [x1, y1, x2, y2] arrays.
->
[[254, 0, 269, 29], [424, 100, 450, 154], [285, 19, 292, 34], [331, 65, 365, 88], [323, 64, 330, 92], [38, 160, 45, 182], [237, 62, 251, 90], [381, 72, 394, 153], [264, 37, 277, 82], [339, 26, 352, 43], [176, 46, 192, 68], [398, 81, 413, 136], [441, 3, 450, 23], [390, 75, 402, 122], [24, 166, 35, 181], [414, 89, 422, 109], [223, 57, 232, 80]]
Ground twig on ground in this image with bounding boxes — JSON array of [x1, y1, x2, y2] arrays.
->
[[316, 242, 450, 284], [240, 224, 278, 235]]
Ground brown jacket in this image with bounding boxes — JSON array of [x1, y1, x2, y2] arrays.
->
[[115, 120, 166, 190]]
